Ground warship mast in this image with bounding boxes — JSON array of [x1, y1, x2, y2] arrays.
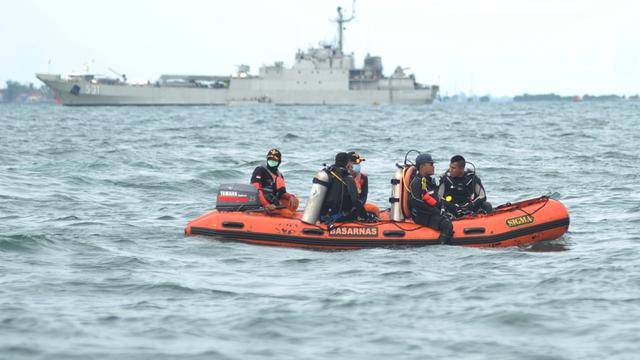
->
[[333, 1, 356, 53]]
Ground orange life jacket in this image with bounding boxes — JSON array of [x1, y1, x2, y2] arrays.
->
[[262, 166, 286, 192], [261, 166, 287, 205], [354, 173, 366, 194]]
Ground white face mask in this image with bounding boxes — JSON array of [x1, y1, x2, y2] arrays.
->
[[267, 159, 279, 168], [352, 164, 361, 173]]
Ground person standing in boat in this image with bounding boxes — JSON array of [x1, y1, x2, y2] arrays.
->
[[319, 152, 368, 223], [409, 153, 454, 244], [250, 148, 299, 217], [437, 155, 492, 218], [347, 151, 380, 218]]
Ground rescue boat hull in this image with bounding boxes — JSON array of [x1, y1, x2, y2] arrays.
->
[[185, 196, 569, 250]]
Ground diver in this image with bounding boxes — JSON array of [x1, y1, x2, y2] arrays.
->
[[250, 148, 299, 217], [409, 153, 454, 244], [347, 151, 380, 218], [319, 152, 369, 223], [437, 155, 492, 218]]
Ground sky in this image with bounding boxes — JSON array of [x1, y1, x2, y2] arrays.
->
[[1, 0, 638, 97]]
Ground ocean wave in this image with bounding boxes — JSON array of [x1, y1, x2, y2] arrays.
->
[[0, 233, 56, 253]]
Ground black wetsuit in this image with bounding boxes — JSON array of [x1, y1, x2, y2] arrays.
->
[[320, 165, 366, 222], [409, 174, 454, 244], [438, 171, 491, 217]]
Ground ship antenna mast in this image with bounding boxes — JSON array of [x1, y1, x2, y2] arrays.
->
[[332, 0, 356, 53]]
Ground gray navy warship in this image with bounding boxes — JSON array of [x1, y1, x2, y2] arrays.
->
[[36, 6, 439, 106]]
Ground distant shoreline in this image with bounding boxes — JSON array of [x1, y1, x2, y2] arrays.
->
[[512, 93, 639, 102], [1, 80, 54, 104], [440, 93, 639, 103]]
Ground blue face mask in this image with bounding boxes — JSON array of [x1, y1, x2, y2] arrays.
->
[[267, 159, 279, 168], [352, 164, 361, 173]]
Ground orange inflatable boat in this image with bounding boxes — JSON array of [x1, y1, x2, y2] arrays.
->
[[185, 194, 570, 250]]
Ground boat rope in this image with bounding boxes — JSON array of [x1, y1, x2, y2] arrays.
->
[[516, 196, 550, 217]]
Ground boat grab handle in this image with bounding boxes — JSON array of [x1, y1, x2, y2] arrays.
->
[[383, 230, 406, 237], [302, 228, 325, 236], [463, 227, 486, 235], [222, 222, 244, 229]]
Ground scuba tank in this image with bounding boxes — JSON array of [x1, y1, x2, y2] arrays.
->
[[301, 169, 331, 224], [390, 166, 404, 221]]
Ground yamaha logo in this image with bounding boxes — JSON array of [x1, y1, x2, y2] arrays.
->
[[220, 191, 239, 197]]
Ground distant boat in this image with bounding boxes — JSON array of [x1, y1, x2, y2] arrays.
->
[[37, 5, 438, 106]]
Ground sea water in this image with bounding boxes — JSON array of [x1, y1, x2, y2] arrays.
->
[[1, 102, 639, 359]]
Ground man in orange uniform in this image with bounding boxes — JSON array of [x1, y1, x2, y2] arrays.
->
[[250, 149, 299, 217], [347, 152, 380, 218]]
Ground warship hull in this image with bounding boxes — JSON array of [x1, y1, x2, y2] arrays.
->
[[37, 73, 437, 106]]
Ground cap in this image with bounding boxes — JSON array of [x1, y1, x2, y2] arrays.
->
[[267, 148, 281, 161], [335, 152, 349, 167], [348, 151, 365, 164], [415, 153, 434, 166]]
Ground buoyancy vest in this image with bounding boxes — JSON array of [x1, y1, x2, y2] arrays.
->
[[441, 172, 474, 206], [409, 174, 441, 218], [322, 166, 355, 216]]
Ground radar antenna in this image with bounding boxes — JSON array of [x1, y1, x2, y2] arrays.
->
[[332, 0, 356, 53]]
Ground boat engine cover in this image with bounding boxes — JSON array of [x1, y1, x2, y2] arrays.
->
[[216, 183, 261, 211]]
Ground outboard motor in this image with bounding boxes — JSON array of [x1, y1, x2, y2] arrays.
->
[[301, 169, 331, 224], [216, 183, 260, 211], [390, 167, 404, 221]]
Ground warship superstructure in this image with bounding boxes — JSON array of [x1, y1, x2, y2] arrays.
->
[[37, 6, 438, 106]]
